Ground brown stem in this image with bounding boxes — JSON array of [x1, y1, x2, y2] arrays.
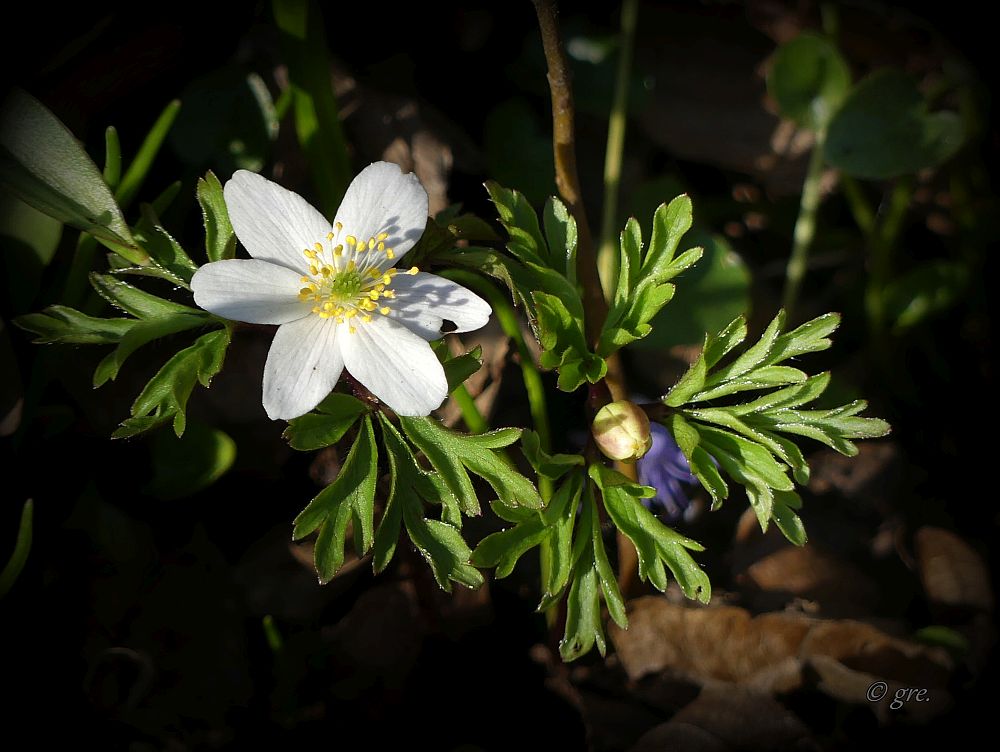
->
[[532, 0, 639, 596], [532, 0, 605, 349]]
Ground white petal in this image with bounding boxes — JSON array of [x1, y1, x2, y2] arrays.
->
[[263, 315, 344, 420], [225, 170, 331, 271], [340, 315, 448, 416], [333, 161, 428, 268], [387, 272, 492, 341], [192, 259, 310, 324]]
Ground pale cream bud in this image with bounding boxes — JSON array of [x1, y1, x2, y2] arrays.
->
[[591, 400, 652, 462]]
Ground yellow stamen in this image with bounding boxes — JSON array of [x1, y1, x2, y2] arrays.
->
[[314, 242, 323, 253], [335, 222, 343, 232], [407, 266, 419, 275], [380, 307, 390, 315], [349, 326, 357, 334], [346, 235, 357, 247], [326, 231, 335, 240], [377, 241, 385, 251], [377, 232, 388, 241], [385, 248, 395, 259], [362, 314, 372, 323]]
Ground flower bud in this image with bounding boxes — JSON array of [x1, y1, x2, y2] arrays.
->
[[591, 400, 652, 462]]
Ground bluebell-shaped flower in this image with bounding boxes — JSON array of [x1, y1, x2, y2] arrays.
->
[[637, 422, 698, 522]]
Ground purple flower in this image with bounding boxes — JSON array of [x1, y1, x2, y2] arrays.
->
[[637, 422, 698, 522]]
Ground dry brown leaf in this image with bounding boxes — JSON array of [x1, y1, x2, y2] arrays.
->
[[915, 526, 993, 612], [630, 685, 815, 752], [611, 597, 953, 708], [743, 544, 880, 617]]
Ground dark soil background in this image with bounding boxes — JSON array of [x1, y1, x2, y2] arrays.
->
[[2, 1, 996, 749]]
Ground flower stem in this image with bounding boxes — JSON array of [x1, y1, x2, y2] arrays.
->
[[532, 0, 606, 349], [781, 132, 826, 318], [597, 0, 639, 300], [533, 0, 640, 592], [452, 384, 488, 434]]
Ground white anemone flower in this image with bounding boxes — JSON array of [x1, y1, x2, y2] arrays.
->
[[191, 162, 491, 420]]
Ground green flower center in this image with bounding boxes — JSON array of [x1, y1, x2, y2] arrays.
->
[[295, 228, 419, 333]]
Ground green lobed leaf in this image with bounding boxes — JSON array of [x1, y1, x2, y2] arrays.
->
[[14, 306, 134, 344], [521, 429, 584, 481], [470, 515, 548, 578], [664, 347, 707, 407], [696, 425, 794, 493], [591, 464, 710, 602], [93, 313, 206, 387], [90, 273, 205, 320], [703, 315, 748, 368], [705, 310, 786, 387], [768, 33, 851, 131], [114, 326, 230, 438], [441, 345, 483, 392], [372, 417, 408, 572], [0, 89, 144, 263], [484, 181, 547, 264], [540, 471, 584, 603], [688, 365, 807, 403], [630, 230, 749, 350], [615, 216, 643, 308], [558, 496, 605, 661], [445, 212, 503, 244], [134, 206, 198, 284], [402, 415, 477, 514], [644, 195, 693, 279], [542, 196, 578, 279], [197, 170, 237, 262], [560, 554, 605, 661], [401, 416, 541, 514], [589, 490, 627, 629], [293, 414, 377, 543], [312, 498, 355, 584], [403, 503, 484, 591], [765, 312, 839, 365], [772, 490, 807, 546], [282, 393, 367, 451], [379, 415, 481, 589], [729, 372, 832, 416]]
